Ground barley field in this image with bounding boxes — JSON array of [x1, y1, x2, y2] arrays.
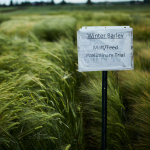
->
[[0, 4, 150, 150]]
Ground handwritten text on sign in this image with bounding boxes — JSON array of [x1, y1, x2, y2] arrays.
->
[[77, 26, 133, 72]]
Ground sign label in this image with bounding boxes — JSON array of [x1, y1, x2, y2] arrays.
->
[[77, 26, 133, 72]]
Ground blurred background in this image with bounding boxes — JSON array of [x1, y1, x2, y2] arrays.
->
[[0, 0, 149, 7]]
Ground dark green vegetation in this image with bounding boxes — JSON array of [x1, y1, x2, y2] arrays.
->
[[0, 4, 150, 150]]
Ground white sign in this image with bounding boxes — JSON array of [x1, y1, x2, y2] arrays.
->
[[77, 26, 133, 72]]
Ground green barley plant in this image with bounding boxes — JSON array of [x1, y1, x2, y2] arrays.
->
[[0, 19, 35, 36], [119, 70, 150, 99], [0, 14, 10, 24], [80, 72, 131, 150], [119, 70, 150, 150], [32, 17, 76, 41], [0, 16, 76, 41], [0, 32, 84, 150], [133, 25, 150, 41], [0, 4, 150, 150], [129, 92, 150, 150], [136, 42, 150, 71]]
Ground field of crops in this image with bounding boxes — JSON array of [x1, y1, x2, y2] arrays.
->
[[0, 4, 150, 150]]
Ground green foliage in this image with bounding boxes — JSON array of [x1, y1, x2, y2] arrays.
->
[[0, 18, 36, 37], [81, 72, 130, 150], [0, 33, 83, 150], [87, 0, 92, 5], [135, 42, 150, 71], [32, 17, 76, 41], [110, 14, 132, 25], [130, 92, 150, 150], [0, 4, 150, 150], [119, 70, 150, 101], [0, 15, 10, 24], [119, 70, 150, 150], [133, 25, 150, 41]]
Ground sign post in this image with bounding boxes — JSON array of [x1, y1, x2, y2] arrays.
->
[[102, 71, 107, 150], [77, 26, 133, 150]]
